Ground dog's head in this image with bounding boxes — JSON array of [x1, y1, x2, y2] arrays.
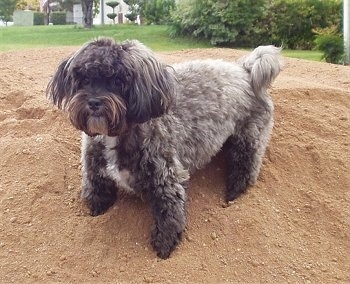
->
[[46, 37, 175, 136]]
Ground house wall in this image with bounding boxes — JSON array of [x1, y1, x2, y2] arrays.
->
[[13, 10, 34, 26], [73, 4, 83, 24]]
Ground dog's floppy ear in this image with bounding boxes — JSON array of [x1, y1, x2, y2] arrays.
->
[[120, 40, 175, 123], [46, 56, 76, 110]]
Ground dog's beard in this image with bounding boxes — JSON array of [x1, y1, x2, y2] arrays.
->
[[86, 115, 109, 136], [67, 92, 127, 136]]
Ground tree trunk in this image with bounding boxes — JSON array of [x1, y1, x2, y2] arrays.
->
[[42, 0, 51, 25], [81, 0, 93, 29]]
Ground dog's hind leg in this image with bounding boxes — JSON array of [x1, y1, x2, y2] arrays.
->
[[80, 134, 117, 216], [225, 111, 273, 202]]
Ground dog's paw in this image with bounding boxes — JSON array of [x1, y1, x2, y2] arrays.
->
[[84, 194, 116, 216], [151, 225, 182, 259], [226, 190, 245, 202], [87, 202, 111, 216]]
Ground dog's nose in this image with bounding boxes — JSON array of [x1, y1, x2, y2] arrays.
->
[[88, 98, 102, 111]]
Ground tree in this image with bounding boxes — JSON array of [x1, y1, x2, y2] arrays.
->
[[80, 0, 100, 28], [0, 0, 17, 25], [106, 1, 119, 24], [41, 0, 51, 25], [16, 0, 40, 10], [314, 26, 344, 64], [170, 0, 341, 49], [123, 0, 175, 24], [143, 0, 175, 24], [81, 0, 93, 28], [170, 0, 266, 46], [123, 0, 142, 23], [265, 0, 342, 49]]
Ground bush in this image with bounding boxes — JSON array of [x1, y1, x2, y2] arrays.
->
[[51, 12, 66, 25], [314, 26, 344, 64], [142, 0, 175, 24], [170, 0, 266, 46], [125, 12, 137, 22], [33, 12, 44, 25], [106, 1, 119, 9], [265, 0, 342, 49], [107, 12, 117, 18], [170, 0, 342, 49]]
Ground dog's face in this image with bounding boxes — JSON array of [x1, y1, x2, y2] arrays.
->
[[47, 37, 175, 136]]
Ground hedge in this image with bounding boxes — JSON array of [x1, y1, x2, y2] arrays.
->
[[33, 12, 44, 25], [51, 12, 66, 25]]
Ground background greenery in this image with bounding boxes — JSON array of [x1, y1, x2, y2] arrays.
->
[[0, 24, 211, 51], [170, 0, 342, 49], [1, 0, 343, 62], [0, 24, 323, 61]]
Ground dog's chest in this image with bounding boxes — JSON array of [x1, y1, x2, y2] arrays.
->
[[103, 136, 135, 194]]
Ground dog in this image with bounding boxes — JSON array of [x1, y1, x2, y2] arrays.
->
[[46, 37, 282, 259]]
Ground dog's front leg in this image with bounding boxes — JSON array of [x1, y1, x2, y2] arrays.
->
[[80, 134, 117, 216], [150, 182, 187, 259]]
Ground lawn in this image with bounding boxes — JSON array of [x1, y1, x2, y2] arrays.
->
[[282, 49, 323, 62], [0, 24, 210, 52], [0, 24, 323, 61]]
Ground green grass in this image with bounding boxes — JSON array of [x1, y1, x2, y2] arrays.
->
[[282, 49, 323, 61], [0, 24, 210, 52], [0, 24, 323, 61]]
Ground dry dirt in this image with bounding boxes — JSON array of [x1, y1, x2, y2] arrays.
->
[[0, 45, 349, 283]]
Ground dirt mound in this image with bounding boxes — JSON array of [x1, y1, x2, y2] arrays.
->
[[0, 47, 349, 283]]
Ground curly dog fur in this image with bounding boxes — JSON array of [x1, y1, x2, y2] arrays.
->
[[47, 37, 282, 259]]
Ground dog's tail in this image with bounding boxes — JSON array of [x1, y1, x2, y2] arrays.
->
[[240, 45, 282, 94]]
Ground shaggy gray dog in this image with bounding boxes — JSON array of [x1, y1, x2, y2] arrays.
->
[[47, 37, 282, 259]]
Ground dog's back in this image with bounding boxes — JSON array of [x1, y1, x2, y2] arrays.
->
[[173, 45, 282, 98], [165, 46, 282, 172]]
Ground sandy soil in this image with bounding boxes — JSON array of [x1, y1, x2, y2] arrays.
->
[[0, 45, 349, 283]]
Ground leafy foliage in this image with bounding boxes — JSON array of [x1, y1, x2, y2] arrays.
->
[[262, 0, 342, 49], [171, 0, 267, 46], [51, 12, 67, 25], [123, 0, 140, 22], [142, 0, 175, 24], [34, 12, 45, 25], [314, 26, 344, 64], [106, 1, 119, 9], [0, 0, 17, 24], [16, 0, 40, 11], [124, 0, 175, 24], [107, 12, 117, 23], [106, 1, 119, 24], [170, 0, 342, 49], [125, 12, 137, 22]]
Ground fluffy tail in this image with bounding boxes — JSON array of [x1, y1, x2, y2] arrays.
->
[[240, 45, 282, 94]]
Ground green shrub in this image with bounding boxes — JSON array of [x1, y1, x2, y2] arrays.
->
[[170, 0, 266, 46], [33, 12, 45, 25], [314, 26, 344, 64], [51, 12, 66, 25], [107, 12, 117, 22], [170, 0, 342, 49], [106, 1, 119, 9], [125, 12, 137, 22], [142, 0, 175, 24], [265, 0, 342, 49]]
